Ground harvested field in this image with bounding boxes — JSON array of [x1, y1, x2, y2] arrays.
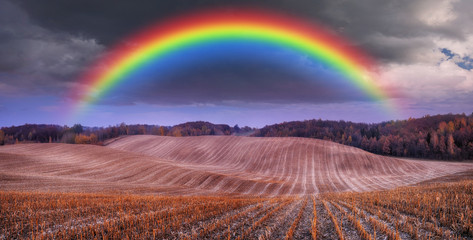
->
[[321, 180, 473, 239], [1, 135, 473, 195], [1, 180, 472, 239]]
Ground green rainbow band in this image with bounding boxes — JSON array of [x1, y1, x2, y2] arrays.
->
[[88, 25, 382, 102], [73, 9, 396, 116]]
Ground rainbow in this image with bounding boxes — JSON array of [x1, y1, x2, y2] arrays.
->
[[71, 8, 395, 115]]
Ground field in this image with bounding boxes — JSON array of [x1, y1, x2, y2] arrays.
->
[[1, 135, 473, 239], [1, 135, 472, 195], [1, 181, 472, 239]]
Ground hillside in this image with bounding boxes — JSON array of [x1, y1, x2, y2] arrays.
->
[[106, 135, 473, 194], [0, 144, 211, 195], [254, 113, 473, 160], [1, 135, 472, 195], [0, 143, 289, 195]]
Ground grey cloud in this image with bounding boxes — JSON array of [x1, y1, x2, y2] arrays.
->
[[365, 34, 438, 64], [320, 0, 473, 64], [14, 0, 473, 65], [0, 0, 104, 95]]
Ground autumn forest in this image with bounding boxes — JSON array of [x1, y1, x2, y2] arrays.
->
[[1, 113, 472, 160]]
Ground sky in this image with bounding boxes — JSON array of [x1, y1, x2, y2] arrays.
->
[[1, 0, 472, 127]]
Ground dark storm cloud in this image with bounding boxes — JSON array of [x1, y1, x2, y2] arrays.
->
[[14, 0, 330, 46], [0, 0, 103, 95]]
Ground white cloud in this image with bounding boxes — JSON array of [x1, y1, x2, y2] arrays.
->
[[381, 55, 473, 102], [415, 0, 459, 26]]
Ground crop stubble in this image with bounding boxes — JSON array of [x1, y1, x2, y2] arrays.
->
[[1, 135, 473, 239]]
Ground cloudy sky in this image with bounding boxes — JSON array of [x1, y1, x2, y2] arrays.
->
[[1, 0, 472, 127]]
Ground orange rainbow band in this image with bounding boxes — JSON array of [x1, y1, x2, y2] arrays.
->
[[72, 9, 396, 115]]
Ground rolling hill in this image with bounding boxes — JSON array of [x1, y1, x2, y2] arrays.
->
[[1, 135, 472, 195]]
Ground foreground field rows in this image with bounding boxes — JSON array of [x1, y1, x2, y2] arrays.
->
[[1, 181, 472, 239], [1, 135, 472, 195]]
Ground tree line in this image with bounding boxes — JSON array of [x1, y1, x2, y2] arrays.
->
[[253, 113, 473, 160], [2, 114, 473, 160], [0, 121, 253, 145]]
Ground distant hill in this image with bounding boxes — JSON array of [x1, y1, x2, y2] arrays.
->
[[2, 113, 473, 160], [253, 113, 473, 160], [168, 121, 255, 136], [168, 121, 232, 136], [0, 122, 254, 145]]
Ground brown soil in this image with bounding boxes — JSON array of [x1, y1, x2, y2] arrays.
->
[[1, 135, 472, 195]]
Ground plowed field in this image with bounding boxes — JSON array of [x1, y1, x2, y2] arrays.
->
[[1, 135, 471, 195]]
